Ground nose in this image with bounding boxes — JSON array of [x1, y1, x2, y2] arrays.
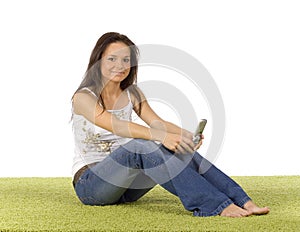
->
[[115, 59, 125, 70]]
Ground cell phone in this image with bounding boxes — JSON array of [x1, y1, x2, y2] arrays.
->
[[192, 119, 207, 144]]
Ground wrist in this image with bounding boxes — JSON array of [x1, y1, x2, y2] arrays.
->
[[148, 128, 167, 143]]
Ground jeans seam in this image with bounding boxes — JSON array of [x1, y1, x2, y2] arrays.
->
[[236, 196, 252, 208], [193, 199, 233, 217], [142, 154, 160, 166], [111, 153, 155, 170]]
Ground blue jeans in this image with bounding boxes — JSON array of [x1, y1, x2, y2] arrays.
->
[[74, 139, 251, 217]]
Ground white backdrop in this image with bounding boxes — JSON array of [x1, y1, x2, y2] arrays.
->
[[0, 0, 299, 177]]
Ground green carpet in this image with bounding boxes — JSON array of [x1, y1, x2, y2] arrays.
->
[[0, 176, 299, 232]]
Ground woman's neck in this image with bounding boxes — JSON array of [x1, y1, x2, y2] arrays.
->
[[100, 81, 129, 110], [101, 80, 122, 99]]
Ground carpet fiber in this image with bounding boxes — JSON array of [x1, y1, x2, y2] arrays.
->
[[0, 176, 299, 231]]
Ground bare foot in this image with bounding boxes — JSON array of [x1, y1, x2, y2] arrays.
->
[[243, 201, 270, 215], [220, 203, 251, 218]]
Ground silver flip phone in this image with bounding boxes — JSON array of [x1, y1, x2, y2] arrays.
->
[[192, 119, 207, 144]]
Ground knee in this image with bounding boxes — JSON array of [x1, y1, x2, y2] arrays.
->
[[123, 139, 161, 155]]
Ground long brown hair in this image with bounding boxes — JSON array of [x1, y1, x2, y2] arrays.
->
[[72, 32, 142, 115]]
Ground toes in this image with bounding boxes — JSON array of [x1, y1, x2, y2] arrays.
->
[[253, 207, 270, 215], [247, 206, 270, 215]]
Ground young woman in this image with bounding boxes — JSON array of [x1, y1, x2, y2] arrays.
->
[[71, 32, 269, 217]]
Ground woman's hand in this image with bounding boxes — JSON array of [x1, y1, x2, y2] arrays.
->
[[180, 129, 204, 152], [162, 133, 195, 154], [193, 134, 204, 151]]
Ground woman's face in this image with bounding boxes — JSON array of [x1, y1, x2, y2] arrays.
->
[[100, 42, 131, 83]]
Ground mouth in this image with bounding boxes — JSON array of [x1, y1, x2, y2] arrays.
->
[[111, 71, 125, 76]]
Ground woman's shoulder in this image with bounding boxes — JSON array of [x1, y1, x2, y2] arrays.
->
[[73, 87, 98, 104], [72, 87, 100, 115], [76, 87, 98, 97]]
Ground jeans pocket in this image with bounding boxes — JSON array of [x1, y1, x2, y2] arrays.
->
[[75, 172, 95, 205], [76, 171, 108, 206]]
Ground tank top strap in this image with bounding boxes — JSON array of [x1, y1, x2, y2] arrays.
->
[[81, 87, 98, 98], [126, 89, 132, 102], [80, 87, 131, 106]]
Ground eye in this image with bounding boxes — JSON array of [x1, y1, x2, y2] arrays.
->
[[107, 57, 116, 62], [123, 58, 130, 63]]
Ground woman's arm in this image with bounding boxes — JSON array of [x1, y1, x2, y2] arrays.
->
[[73, 90, 195, 153], [73, 91, 167, 143]]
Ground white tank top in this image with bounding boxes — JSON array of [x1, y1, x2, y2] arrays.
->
[[72, 88, 133, 176]]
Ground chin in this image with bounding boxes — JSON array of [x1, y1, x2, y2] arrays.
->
[[110, 75, 127, 82]]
